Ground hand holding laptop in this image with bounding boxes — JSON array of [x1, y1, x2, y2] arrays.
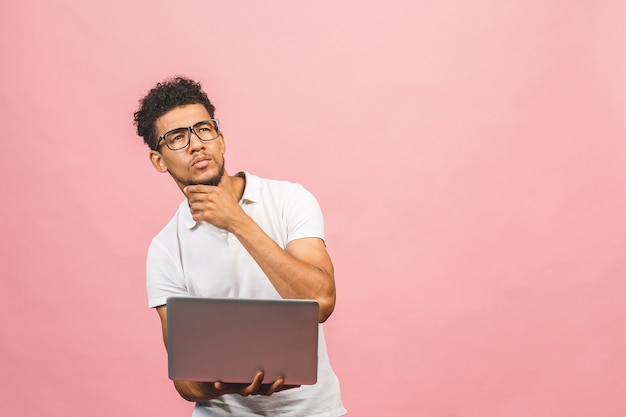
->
[[212, 370, 300, 397]]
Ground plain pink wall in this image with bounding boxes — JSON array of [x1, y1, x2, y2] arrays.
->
[[1, 1, 625, 416]]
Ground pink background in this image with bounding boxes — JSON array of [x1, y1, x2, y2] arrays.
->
[[1, 1, 625, 416]]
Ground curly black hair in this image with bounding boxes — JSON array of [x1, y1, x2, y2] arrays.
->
[[133, 76, 216, 150]]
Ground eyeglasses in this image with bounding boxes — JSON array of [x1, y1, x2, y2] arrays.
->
[[156, 119, 220, 151]]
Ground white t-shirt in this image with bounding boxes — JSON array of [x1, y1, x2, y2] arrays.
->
[[147, 171, 346, 417]]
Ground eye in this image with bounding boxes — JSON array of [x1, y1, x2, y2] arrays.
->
[[196, 122, 214, 132], [165, 130, 187, 144]]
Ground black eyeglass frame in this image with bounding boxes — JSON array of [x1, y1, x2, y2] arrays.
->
[[155, 118, 220, 151]]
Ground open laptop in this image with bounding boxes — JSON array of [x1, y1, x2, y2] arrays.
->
[[166, 296, 319, 385]]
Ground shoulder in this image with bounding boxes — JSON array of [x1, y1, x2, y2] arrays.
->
[[151, 200, 191, 244], [239, 171, 316, 202]]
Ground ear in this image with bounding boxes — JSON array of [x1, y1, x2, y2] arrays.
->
[[149, 150, 168, 173], [218, 132, 226, 154]]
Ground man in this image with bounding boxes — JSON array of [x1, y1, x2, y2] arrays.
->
[[133, 76, 346, 416]]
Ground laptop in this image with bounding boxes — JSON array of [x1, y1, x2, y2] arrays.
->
[[166, 296, 319, 385]]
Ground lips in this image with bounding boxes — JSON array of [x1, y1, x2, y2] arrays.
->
[[191, 155, 211, 169]]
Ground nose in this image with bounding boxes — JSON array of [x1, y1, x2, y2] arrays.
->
[[187, 128, 206, 152]]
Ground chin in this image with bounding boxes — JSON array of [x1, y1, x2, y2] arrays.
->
[[196, 168, 224, 187], [203, 164, 225, 186], [202, 177, 222, 187]]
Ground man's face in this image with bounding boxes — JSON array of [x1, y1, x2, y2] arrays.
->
[[150, 103, 226, 189]]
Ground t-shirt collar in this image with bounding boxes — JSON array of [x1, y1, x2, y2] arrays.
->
[[238, 171, 260, 204]]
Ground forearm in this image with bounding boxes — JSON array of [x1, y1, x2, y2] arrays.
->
[[230, 215, 336, 322]]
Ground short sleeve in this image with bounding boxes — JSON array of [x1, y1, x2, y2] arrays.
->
[[285, 184, 325, 243], [146, 238, 187, 308]]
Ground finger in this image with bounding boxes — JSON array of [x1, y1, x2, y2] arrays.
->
[[241, 370, 264, 396], [184, 185, 202, 194], [184, 185, 215, 194], [184, 190, 206, 202], [263, 377, 285, 396], [249, 370, 265, 394], [187, 195, 211, 210]]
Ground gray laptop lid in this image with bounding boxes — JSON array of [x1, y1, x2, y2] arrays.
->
[[166, 296, 319, 385]]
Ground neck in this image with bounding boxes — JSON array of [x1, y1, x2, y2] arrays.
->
[[216, 171, 246, 202]]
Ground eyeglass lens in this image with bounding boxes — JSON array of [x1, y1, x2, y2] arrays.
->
[[163, 120, 219, 150]]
